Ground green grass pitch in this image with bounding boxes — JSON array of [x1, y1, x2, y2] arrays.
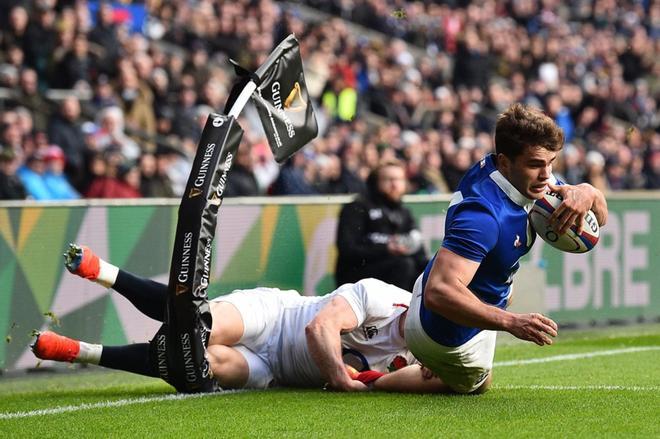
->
[[1, 324, 659, 437]]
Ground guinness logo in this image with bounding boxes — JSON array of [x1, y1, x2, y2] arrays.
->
[[175, 284, 189, 295], [283, 82, 306, 112], [208, 193, 222, 207], [212, 116, 225, 127], [188, 187, 202, 198]]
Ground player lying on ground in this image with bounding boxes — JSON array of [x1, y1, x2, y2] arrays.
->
[[405, 103, 609, 394], [32, 244, 449, 393]]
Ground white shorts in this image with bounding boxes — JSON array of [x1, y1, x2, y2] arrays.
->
[[404, 276, 497, 394], [212, 288, 302, 389]]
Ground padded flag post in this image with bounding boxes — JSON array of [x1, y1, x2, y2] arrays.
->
[[154, 114, 243, 393], [151, 34, 317, 393]]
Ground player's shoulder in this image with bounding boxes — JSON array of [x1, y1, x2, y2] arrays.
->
[[351, 278, 412, 304], [454, 155, 523, 216]]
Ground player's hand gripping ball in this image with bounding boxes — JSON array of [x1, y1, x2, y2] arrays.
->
[[529, 191, 600, 253]]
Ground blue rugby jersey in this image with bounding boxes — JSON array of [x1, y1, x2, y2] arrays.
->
[[419, 154, 555, 347]]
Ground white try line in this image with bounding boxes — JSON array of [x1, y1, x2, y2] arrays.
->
[[0, 389, 246, 420], [495, 384, 660, 392], [495, 346, 660, 367]]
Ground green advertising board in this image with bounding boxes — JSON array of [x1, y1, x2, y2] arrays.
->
[[0, 194, 658, 371]]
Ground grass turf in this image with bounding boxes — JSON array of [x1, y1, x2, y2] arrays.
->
[[1, 323, 658, 437]]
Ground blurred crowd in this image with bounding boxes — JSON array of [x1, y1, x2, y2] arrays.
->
[[0, 0, 658, 201]]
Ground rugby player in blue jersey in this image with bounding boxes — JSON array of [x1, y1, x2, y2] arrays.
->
[[405, 103, 608, 394]]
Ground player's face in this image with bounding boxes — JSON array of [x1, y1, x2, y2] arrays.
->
[[377, 165, 407, 202], [500, 146, 558, 200]]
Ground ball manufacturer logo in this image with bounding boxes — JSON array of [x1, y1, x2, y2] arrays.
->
[[585, 212, 598, 233], [544, 229, 559, 242]]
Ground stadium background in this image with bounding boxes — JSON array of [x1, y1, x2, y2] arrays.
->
[[0, 0, 658, 374]]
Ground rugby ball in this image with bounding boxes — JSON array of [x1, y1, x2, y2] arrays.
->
[[529, 191, 600, 253]]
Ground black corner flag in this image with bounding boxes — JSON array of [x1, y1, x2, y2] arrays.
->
[[233, 34, 318, 163]]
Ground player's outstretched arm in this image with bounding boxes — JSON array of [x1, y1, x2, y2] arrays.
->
[[305, 296, 368, 392], [370, 365, 451, 394], [425, 248, 558, 346], [547, 182, 608, 234]]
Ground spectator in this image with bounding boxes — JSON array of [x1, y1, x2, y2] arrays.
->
[[12, 68, 51, 132], [0, 148, 26, 200], [17, 150, 51, 200], [23, 5, 57, 82], [139, 151, 174, 198], [53, 32, 95, 89], [42, 145, 80, 200], [88, 2, 121, 76], [47, 96, 87, 189], [117, 62, 157, 151], [0, 0, 658, 198], [335, 160, 427, 291], [94, 106, 140, 160], [646, 150, 660, 190], [86, 159, 142, 199], [1, 6, 29, 51], [584, 150, 608, 193], [224, 142, 260, 197], [88, 74, 120, 114], [271, 152, 319, 195]]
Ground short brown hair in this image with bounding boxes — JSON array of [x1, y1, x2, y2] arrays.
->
[[366, 159, 406, 192], [495, 103, 564, 160]]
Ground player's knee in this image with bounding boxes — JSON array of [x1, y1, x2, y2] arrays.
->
[[206, 345, 249, 389]]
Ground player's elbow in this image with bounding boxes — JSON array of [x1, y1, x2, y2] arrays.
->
[[423, 282, 454, 316], [305, 319, 323, 341]]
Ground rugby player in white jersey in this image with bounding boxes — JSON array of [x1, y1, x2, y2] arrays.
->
[[32, 244, 446, 393], [405, 103, 608, 394]]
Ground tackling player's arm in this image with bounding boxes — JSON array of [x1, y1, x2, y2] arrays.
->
[[370, 365, 450, 393], [425, 247, 558, 346], [547, 182, 608, 234], [305, 296, 368, 391]]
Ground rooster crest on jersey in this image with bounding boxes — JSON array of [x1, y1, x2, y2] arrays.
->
[[529, 191, 600, 253]]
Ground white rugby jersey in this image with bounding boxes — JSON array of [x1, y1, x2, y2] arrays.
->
[[267, 278, 416, 387]]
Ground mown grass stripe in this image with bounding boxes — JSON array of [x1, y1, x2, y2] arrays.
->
[[496, 385, 660, 392], [0, 389, 245, 420], [495, 346, 660, 367]]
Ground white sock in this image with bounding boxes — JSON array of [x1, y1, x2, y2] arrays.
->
[[75, 342, 103, 365], [96, 259, 119, 289]]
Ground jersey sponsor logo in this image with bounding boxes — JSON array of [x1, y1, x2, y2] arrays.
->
[[368, 208, 383, 220], [368, 232, 389, 244], [363, 325, 378, 339], [514, 234, 522, 248]]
